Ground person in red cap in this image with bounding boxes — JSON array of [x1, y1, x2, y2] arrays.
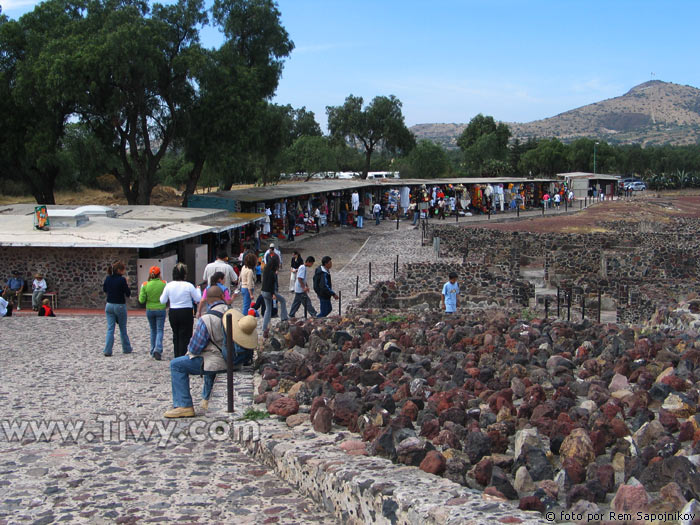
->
[[139, 266, 167, 360]]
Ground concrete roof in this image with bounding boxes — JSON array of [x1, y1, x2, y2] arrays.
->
[[0, 205, 264, 248], [198, 177, 559, 203]]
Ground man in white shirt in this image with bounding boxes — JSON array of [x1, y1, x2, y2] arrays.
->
[[263, 243, 282, 265], [0, 295, 9, 317], [202, 251, 237, 290], [288, 256, 317, 317], [373, 202, 381, 225]]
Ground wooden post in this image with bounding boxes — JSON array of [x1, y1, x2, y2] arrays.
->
[[226, 313, 234, 413], [557, 287, 560, 317]]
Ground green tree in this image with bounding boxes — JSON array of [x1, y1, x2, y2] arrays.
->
[[326, 94, 415, 179], [400, 139, 448, 178], [283, 135, 334, 179], [518, 138, 568, 176], [457, 114, 511, 176], [178, 0, 293, 203], [0, 0, 83, 203]]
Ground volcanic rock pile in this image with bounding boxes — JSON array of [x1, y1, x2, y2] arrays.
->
[[255, 310, 700, 520]]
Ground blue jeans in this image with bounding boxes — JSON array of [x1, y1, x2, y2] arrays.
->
[[374, 212, 381, 225], [262, 291, 288, 332], [412, 211, 419, 225], [241, 288, 252, 314], [357, 215, 363, 228], [171, 344, 253, 407], [146, 309, 166, 356], [104, 303, 132, 355], [317, 298, 332, 318]]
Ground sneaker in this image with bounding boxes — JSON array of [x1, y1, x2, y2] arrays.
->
[[153, 352, 162, 361], [163, 406, 195, 418], [103, 353, 112, 357], [16, 306, 20, 311]]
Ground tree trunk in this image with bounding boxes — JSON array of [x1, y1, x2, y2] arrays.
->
[[28, 166, 58, 205], [182, 158, 205, 207], [361, 148, 373, 180]]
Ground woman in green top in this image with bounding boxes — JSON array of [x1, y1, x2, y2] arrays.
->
[[139, 266, 167, 360]]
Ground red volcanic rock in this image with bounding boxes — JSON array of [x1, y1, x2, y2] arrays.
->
[[596, 464, 615, 493], [433, 429, 460, 450], [472, 458, 493, 486], [419, 450, 447, 475], [679, 421, 694, 442], [611, 483, 649, 514], [610, 418, 630, 438], [401, 400, 419, 421], [312, 406, 333, 433], [658, 408, 680, 432], [518, 496, 545, 512], [660, 374, 689, 392], [563, 457, 586, 484], [420, 418, 440, 440], [268, 397, 299, 417], [310, 396, 328, 419]]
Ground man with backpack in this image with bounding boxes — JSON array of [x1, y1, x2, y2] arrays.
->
[[164, 286, 258, 418], [313, 256, 338, 318]]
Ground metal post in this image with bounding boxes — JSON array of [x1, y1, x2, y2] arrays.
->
[[338, 291, 342, 316], [369, 262, 372, 284], [456, 210, 458, 223], [585, 197, 587, 208], [393, 262, 396, 280], [226, 313, 234, 413], [567, 290, 571, 322], [396, 254, 399, 273], [598, 289, 602, 323], [542, 203, 545, 216], [557, 287, 560, 317], [488, 208, 491, 220], [545, 297, 549, 319], [517, 204, 520, 218], [396, 213, 399, 230], [355, 275, 359, 297], [580, 200, 582, 210], [565, 199, 568, 212]]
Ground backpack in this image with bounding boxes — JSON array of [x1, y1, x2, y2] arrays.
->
[[313, 266, 324, 295]]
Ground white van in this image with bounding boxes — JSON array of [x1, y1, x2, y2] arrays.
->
[[367, 171, 400, 179]]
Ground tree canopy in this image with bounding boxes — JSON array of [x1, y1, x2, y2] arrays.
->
[[326, 94, 415, 179], [457, 114, 511, 176]]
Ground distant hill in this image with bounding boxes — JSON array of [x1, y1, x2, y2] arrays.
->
[[412, 81, 700, 148]]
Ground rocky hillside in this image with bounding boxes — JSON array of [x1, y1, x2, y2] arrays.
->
[[413, 80, 700, 147]]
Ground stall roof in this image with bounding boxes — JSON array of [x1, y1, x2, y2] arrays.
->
[[558, 172, 621, 181], [0, 204, 264, 248], [197, 177, 559, 204]]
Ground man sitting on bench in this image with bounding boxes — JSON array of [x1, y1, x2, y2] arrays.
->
[[3, 271, 24, 311], [164, 286, 258, 418]]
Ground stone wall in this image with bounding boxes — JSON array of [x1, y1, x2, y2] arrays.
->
[[355, 262, 534, 310], [0, 247, 139, 308]]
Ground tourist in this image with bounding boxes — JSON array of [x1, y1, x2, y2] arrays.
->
[[289, 250, 303, 292], [138, 266, 167, 360], [160, 263, 202, 359], [31, 272, 47, 311], [0, 295, 10, 318], [196, 271, 232, 319], [542, 192, 550, 209], [254, 225, 261, 252], [313, 256, 338, 318], [440, 272, 460, 314], [164, 286, 258, 418], [263, 243, 282, 265], [356, 202, 365, 229], [37, 298, 55, 317], [261, 255, 288, 336], [239, 252, 257, 314], [102, 261, 133, 356], [286, 206, 296, 241], [373, 202, 381, 225], [3, 270, 24, 311], [202, 251, 237, 293], [410, 201, 419, 225], [289, 256, 317, 318]]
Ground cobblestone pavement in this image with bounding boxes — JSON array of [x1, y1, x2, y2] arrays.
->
[[0, 316, 335, 524]]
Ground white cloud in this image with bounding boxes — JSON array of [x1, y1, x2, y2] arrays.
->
[[2, 0, 42, 13]]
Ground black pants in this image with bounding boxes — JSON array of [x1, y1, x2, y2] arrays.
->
[[289, 292, 317, 317], [169, 307, 194, 358]]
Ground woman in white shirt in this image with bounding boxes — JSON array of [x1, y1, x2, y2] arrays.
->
[[160, 263, 202, 358]]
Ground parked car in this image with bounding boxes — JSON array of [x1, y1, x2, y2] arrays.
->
[[627, 181, 646, 191]]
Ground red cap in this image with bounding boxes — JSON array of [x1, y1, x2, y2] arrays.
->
[[248, 309, 256, 316]]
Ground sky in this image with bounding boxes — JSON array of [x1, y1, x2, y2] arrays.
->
[[3, 0, 700, 130]]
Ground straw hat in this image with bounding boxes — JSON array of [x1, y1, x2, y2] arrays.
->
[[223, 309, 258, 349]]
